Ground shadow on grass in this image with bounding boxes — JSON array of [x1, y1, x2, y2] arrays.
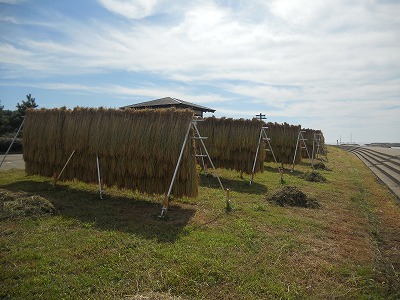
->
[[199, 173, 267, 195], [0, 180, 195, 243], [264, 165, 305, 177]]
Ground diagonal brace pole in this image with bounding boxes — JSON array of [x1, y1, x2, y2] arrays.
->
[[0, 119, 25, 169], [53, 150, 76, 185], [250, 128, 263, 185], [192, 123, 224, 191], [96, 155, 103, 199], [160, 120, 192, 217]]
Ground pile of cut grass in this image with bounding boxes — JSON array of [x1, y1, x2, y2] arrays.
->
[[314, 161, 329, 170], [23, 107, 197, 198], [0, 189, 55, 219], [267, 185, 321, 208], [299, 171, 327, 182]]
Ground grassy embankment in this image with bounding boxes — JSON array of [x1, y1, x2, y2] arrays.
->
[[0, 146, 399, 299]]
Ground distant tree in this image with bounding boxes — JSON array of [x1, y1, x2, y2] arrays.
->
[[0, 101, 14, 136], [12, 94, 38, 127], [0, 95, 39, 136], [16, 94, 38, 116]]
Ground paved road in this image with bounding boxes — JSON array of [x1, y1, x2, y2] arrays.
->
[[341, 146, 400, 199], [0, 154, 25, 171]]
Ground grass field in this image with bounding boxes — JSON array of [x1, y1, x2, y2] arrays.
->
[[1, 146, 399, 299]]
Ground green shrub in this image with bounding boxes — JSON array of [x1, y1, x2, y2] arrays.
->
[[0, 137, 23, 153]]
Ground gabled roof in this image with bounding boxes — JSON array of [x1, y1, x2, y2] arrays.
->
[[120, 97, 216, 113]]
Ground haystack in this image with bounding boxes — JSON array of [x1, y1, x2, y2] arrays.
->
[[23, 107, 197, 198], [196, 117, 265, 174]]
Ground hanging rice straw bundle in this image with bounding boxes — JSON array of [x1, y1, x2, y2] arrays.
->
[[265, 122, 302, 166], [197, 117, 265, 174], [300, 129, 325, 158], [23, 107, 197, 198], [301, 128, 315, 159], [301, 128, 325, 158]]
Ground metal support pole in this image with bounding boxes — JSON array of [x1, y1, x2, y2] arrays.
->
[[291, 131, 301, 172], [160, 120, 192, 217], [292, 131, 313, 171], [192, 123, 224, 191], [266, 134, 278, 167], [54, 150, 76, 185], [312, 133, 316, 167], [250, 129, 263, 185], [265, 136, 283, 183], [96, 155, 103, 199], [199, 146, 207, 173], [303, 133, 313, 169], [0, 119, 24, 169]]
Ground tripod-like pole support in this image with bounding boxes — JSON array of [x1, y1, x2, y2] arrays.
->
[[160, 120, 192, 218]]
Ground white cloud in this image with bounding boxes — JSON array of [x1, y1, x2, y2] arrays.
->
[[3, 1, 399, 87], [1, 81, 231, 106], [98, 0, 159, 19], [1, 0, 399, 142], [0, 0, 25, 4]]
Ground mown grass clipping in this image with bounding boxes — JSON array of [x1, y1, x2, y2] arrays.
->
[[0, 189, 55, 219], [299, 171, 327, 182], [23, 107, 197, 198], [267, 185, 321, 208], [196, 117, 265, 174]]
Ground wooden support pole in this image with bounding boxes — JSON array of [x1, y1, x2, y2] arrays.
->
[[226, 188, 231, 212]]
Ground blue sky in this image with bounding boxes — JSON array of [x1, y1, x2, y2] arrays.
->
[[1, 0, 399, 144]]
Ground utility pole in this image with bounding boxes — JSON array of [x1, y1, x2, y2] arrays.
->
[[255, 113, 266, 121]]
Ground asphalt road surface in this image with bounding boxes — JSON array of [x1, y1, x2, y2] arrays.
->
[[345, 146, 400, 199], [0, 154, 25, 171]]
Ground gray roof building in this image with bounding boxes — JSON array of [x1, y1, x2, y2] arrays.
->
[[120, 97, 215, 117]]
